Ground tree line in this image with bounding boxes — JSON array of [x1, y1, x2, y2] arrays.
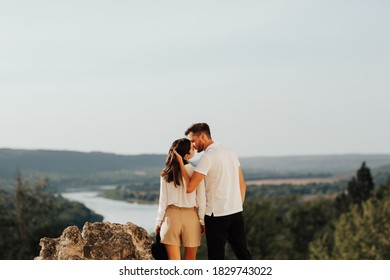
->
[[226, 162, 390, 259], [1, 162, 390, 259], [0, 173, 103, 260]]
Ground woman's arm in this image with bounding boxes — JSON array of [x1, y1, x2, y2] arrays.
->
[[155, 177, 168, 233]]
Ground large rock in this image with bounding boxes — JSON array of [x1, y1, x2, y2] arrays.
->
[[35, 222, 154, 260]]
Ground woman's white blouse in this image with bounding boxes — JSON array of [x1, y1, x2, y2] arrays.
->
[[155, 163, 206, 226]]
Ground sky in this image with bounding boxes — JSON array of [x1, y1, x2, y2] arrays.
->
[[1, 0, 389, 157]]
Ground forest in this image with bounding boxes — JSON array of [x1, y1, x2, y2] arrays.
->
[[0, 173, 103, 260], [1, 148, 390, 259], [1, 163, 389, 259], [196, 162, 390, 259]]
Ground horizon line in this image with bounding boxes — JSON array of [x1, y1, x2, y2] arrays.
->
[[1, 147, 390, 158]]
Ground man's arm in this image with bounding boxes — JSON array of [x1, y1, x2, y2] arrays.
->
[[239, 166, 246, 204], [186, 171, 205, 193], [173, 150, 206, 193]]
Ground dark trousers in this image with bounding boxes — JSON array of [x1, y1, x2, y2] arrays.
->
[[205, 211, 252, 260]]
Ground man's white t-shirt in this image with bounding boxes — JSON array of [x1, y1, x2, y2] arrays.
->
[[195, 142, 243, 217]]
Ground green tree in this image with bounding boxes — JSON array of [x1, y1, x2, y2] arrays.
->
[[311, 174, 390, 260], [243, 195, 337, 260], [308, 224, 335, 259], [332, 198, 390, 259], [334, 162, 374, 217], [244, 196, 295, 259], [0, 189, 18, 259], [347, 162, 374, 205], [287, 198, 335, 259], [1, 173, 103, 259]]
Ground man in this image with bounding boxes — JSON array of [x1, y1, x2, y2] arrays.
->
[[176, 123, 251, 260]]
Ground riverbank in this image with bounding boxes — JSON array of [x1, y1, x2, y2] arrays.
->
[[61, 191, 158, 233]]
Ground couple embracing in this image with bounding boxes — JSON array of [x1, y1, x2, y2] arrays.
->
[[155, 123, 251, 260]]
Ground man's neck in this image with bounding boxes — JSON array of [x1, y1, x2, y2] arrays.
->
[[204, 140, 214, 150]]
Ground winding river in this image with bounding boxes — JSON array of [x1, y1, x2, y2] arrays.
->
[[61, 191, 158, 233]]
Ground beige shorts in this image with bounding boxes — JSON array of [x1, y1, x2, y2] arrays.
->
[[160, 205, 201, 247]]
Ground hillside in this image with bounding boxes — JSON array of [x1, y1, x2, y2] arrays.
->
[[1, 148, 390, 190], [0, 149, 166, 190], [240, 154, 390, 179], [0, 149, 165, 178], [371, 164, 390, 187]]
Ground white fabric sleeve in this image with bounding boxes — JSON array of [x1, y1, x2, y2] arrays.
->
[[194, 155, 210, 176], [155, 177, 168, 227]]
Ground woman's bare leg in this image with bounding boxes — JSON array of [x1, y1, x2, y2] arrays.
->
[[165, 245, 181, 260], [183, 247, 198, 260]]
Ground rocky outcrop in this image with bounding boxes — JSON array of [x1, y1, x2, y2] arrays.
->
[[35, 222, 154, 260]]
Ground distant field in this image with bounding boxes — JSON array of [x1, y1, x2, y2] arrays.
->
[[246, 177, 338, 186]]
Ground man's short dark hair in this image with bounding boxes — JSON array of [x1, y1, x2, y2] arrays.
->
[[185, 123, 211, 138]]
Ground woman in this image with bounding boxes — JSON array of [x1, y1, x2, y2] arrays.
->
[[155, 138, 206, 260]]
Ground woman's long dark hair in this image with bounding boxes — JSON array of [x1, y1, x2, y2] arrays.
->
[[160, 138, 191, 187]]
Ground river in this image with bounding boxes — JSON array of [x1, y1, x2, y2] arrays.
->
[[61, 191, 158, 233]]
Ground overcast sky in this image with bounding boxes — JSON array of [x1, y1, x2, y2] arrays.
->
[[1, 0, 389, 157]]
